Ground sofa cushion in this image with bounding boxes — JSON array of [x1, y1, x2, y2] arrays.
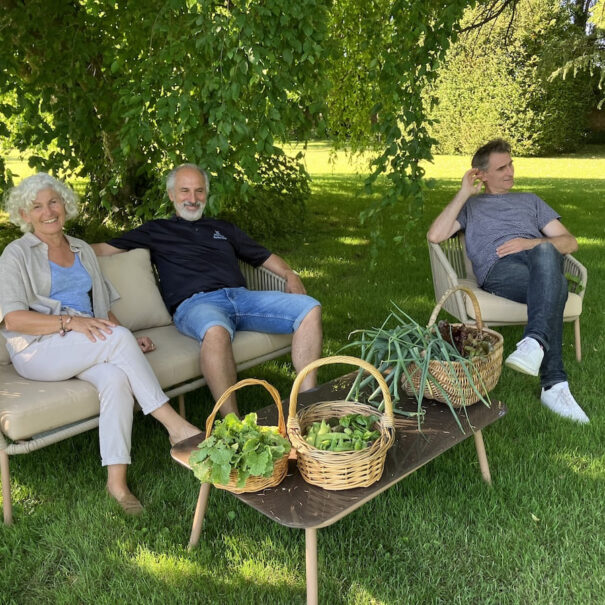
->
[[97, 248, 172, 331], [459, 278, 583, 323], [138, 325, 201, 388], [138, 325, 292, 389], [0, 325, 292, 441], [0, 364, 100, 441]]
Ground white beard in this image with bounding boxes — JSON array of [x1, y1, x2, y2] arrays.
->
[[176, 202, 204, 221]]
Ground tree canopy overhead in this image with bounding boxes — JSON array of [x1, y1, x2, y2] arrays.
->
[[0, 0, 328, 226], [0, 1, 515, 243], [550, 1, 605, 105]]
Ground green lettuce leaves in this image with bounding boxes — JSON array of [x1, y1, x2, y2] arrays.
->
[[189, 413, 290, 488]]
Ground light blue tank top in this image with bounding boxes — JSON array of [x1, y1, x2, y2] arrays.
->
[[49, 254, 93, 315]]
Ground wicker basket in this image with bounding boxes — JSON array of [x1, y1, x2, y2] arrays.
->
[[287, 355, 395, 491], [404, 286, 504, 407], [200, 378, 289, 494]]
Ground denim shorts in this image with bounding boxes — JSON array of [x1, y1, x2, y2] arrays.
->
[[173, 287, 320, 342]]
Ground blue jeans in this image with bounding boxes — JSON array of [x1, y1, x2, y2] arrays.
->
[[173, 287, 320, 342], [482, 243, 568, 388]]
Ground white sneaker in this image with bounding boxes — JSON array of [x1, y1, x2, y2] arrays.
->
[[540, 382, 589, 424], [505, 337, 544, 376]]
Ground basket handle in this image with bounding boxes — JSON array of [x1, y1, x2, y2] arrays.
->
[[428, 286, 484, 330], [205, 378, 286, 437], [289, 355, 393, 422]]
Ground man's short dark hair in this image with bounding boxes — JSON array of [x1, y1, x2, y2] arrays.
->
[[471, 139, 512, 171]]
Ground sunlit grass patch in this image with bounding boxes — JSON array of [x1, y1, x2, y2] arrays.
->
[[133, 549, 202, 584], [576, 236, 605, 248], [336, 236, 369, 246], [553, 451, 605, 479]]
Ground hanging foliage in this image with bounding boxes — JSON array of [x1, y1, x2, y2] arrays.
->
[[0, 0, 329, 227], [1, 1, 516, 247], [324, 0, 477, 259]]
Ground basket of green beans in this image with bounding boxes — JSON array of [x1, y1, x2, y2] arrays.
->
[[303, 413, 382, 452], [287, 356, 395, 490]]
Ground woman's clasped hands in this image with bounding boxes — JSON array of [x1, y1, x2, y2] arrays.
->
[[63, 315, 115, 342]]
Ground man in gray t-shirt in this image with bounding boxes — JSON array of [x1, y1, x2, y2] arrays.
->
[[427, 138, 588, 424]]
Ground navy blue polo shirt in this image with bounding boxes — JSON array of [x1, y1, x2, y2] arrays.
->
[[108, 216, 272, 313]]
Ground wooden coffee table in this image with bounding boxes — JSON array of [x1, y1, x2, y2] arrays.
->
[[171, 373, 507, 605]]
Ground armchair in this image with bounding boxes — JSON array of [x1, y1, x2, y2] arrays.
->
[[427, 233, 587, 361]]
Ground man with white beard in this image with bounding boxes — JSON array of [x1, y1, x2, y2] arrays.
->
[[93, 164, 322, 417]]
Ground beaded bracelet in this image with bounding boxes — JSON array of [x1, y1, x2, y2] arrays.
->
[[59, 315, 67, 337], [59, 315, 73, 337]]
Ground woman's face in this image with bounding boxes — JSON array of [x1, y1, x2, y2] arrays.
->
[[20, 188, 66, 236]]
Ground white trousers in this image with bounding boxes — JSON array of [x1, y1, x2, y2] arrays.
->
[[11, 326, 168, 466]]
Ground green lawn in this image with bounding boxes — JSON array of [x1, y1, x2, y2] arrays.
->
[[1, 144, 605, 604]]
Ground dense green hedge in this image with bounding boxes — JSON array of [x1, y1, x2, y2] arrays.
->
[[428, 0, 596, 156]]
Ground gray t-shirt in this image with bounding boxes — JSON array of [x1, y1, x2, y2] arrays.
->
[[456, 192, 560, 286]]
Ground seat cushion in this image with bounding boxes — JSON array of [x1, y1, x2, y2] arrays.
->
[[97, 248, 172, 331], [1, 325, 292, 442], [459, 278, 583, 323], [138, 325, 292, 389], [0, 364, 100, 441]]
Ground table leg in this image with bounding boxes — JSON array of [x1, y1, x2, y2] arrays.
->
[[188, 483, 211, 550], [473, 430, 492, 485], [305, 527, 318, 605]]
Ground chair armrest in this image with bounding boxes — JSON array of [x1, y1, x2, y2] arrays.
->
[[238, 262, 287, 293], [428, 241, 459, 295], [563, 254, 587, 299], [427, 240, 470, 322]]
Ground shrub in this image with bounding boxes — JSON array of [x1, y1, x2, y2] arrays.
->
[[216, 153, 309, 241]]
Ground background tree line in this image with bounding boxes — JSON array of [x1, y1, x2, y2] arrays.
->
[[428, 0, 602, 156]]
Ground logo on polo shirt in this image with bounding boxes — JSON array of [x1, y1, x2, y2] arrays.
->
[[213, 230, 227, 240]]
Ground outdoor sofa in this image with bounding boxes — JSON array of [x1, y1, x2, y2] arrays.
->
[[0, 248, 292, 524]]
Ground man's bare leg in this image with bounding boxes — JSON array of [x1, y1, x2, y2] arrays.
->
[[291, 306, 323, 391], [200, 325, 239, 417]]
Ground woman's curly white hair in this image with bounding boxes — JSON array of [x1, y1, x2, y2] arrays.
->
[[4, 173, 79, 233]]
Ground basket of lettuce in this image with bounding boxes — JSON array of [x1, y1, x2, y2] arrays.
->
[[189, 379, 290, 493]]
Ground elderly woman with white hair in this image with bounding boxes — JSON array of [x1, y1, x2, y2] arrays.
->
[[0, 173, 200, 515]]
